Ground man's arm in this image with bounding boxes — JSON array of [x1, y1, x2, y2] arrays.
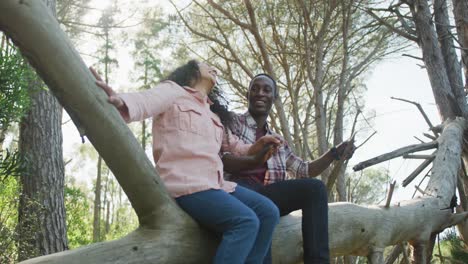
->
[[307, 141, 355, 177], [307, 150, 336, 177]]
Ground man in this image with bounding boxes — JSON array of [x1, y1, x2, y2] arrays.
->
[[215, 74, 355, 264]]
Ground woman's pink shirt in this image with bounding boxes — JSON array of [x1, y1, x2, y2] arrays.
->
[[118, 80, 250, 197]]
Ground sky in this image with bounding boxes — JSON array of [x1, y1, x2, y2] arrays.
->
[[56, 0, 443, 203], [351, 49, 440, 201]]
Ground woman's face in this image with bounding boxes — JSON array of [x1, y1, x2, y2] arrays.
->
[[198, 62, 218, 88]]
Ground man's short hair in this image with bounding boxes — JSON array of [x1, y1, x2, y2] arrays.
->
[[248, 73, 278, 98]]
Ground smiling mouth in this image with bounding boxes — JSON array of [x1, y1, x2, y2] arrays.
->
[[254, 100, 266, 107]]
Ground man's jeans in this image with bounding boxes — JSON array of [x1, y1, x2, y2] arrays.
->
[[238, 178, 330, 264], [176, 185, 280, 264]]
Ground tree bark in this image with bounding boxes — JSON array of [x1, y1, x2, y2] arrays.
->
[[1, 0, 467, 263], [92, 156, 102, 242], [409, 0, 459, 120], [434, 0, 467, 117], [334, 0, 352, 201], [453, 0, 468, 247], [17, 0, 68, 260], [299, 0, 338, 184], [452, 0, 468, 93]]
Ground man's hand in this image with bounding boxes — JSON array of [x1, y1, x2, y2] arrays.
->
[[334, 140, 356, 160], [252, 143, 277, 164], [248, 135, 281, 158], [90, 67, 128, 119]]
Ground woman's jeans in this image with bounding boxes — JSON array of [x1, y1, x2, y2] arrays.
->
[[176, 185, 280, 264]]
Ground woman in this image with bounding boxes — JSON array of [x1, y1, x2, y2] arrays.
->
[[90, 60, 280, 264]]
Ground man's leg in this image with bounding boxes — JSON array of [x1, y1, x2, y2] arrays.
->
[[176, 189, 260, 264], [258, 178, 329, 264]]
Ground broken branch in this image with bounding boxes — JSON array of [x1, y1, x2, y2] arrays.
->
[[402, 152, 436, 187], [390, 97, 438, 137], [353, 141, 438, 171]]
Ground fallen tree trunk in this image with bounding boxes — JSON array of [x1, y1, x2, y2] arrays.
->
[[1, 1, 466, 263]]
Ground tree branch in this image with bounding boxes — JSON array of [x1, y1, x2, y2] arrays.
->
[[353, 141, 438, 171]]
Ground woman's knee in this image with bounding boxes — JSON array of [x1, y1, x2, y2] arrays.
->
[[260, 198, 280, 225], [269, 201, 281, 223], [237, 210, 261, 233]]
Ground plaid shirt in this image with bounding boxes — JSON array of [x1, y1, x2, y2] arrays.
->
[[226, 111, 309, 185]]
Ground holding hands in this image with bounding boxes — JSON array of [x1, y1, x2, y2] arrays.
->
[[248, 136, 282, 164]]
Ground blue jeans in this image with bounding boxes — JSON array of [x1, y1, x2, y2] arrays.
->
[[176, 186, 280, 264]]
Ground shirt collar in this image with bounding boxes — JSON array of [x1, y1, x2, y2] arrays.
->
[[242, 111, 271, 133], [183, 86, 212, 105]]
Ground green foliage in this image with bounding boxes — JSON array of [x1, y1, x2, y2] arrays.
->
[[0, 176, 19, 263], [65, 185, 93, 248], [0, 150, 25, 180], [347, 167, 391, 204], [104, 202, 138, 241], [0, 41, 32, 130], [432, 229, 468, 263], [0, 37, 33, 263], [131, 8, 167, 89], [57, 0, 92, 39]]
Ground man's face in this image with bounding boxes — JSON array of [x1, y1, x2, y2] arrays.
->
[[247, 76, 276, 116]]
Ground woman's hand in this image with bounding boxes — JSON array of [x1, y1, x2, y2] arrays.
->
[[248, 135, 282, 159], [90, 67, 128, 118], [252, 143, 277, 164], [90, 67, 125, 108]]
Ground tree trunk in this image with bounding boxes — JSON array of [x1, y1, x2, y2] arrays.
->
[[92, 156, 102, 242], [141, 63, 148, 149], [0, 127, 6, 149], [434, 0, 467, 117], [409, 0, 459, 120], [105, 200, 110, 235], [16, 0, 68, 260], [333, 0, 352, 201], [298, 0, 337, 184], [1, 1, 467, 263], [452, 0, 468, 93]]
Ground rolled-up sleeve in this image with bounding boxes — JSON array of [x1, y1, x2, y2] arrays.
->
[[221, 130, 251, 156], [118, 81, 185, 122], [284, 143, 309, 178]]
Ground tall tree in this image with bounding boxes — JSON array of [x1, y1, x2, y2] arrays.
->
[[16, 0, 68, 261], [0, 35, 31, 263], [131, 7, 165, 149], [92, 5, 119, 242], [56, 0, 92, 40], [364, 0, 468, 261]]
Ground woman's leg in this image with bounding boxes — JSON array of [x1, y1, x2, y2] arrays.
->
[[230, 185, 280, 264], [176, 189, 260, 264], [258, 178, 329, 264]]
